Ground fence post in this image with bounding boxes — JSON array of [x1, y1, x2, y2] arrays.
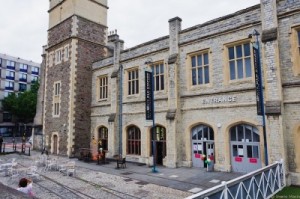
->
[[221, 181, 228, 199], [280, 159, 286, 188]]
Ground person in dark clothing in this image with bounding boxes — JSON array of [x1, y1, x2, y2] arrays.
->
[[0, 135, 3, 153]]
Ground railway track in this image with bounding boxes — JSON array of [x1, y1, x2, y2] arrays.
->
[[16, 162, 141, 199]]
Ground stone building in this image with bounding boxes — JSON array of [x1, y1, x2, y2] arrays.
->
[[36, 0, 300, 185]]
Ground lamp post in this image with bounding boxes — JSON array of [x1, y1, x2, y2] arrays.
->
[[250, 29, 269, 166], [145, 60, 158, 173]]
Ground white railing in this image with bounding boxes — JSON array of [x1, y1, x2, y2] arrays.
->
[[186, 159, 285, 199]]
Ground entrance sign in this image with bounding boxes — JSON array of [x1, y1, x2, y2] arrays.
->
[[145, 71, 153, 120], [253, 46, 263, 115]]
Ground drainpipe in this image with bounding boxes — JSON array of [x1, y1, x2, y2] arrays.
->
[[119, 64, 123, 156]]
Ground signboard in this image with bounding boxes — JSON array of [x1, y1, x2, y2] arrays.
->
[[253, 46, 263, 115], [235, 157, 243, 162], [249, 158, 257, 163], [145, 71, 153, 120]]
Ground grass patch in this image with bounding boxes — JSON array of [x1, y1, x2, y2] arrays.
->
[[273, 186, 300, 198]]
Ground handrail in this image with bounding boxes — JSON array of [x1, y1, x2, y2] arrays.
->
[[186, 159, 285, 199]]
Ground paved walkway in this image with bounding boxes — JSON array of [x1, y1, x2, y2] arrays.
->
[[0, 151, 243, 198]]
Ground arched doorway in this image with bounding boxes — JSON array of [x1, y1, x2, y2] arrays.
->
[[98, 127, 108, 151], [230, 124, 261, 173], [53, 135, 58, 155], [191, 125, 214, 168], [150, 126, 166, 165]]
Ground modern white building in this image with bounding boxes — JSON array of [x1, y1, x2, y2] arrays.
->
[[0, 53, 40, 136]]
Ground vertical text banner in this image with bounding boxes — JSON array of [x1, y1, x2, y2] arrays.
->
[[253, 46, 263, 115], [145, 71, 154, 120]]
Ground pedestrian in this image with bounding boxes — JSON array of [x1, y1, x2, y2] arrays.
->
[[0, 135, 3, 153], [17, 178, 34, 197]]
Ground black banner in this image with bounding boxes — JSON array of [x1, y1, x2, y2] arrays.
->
[[253, 46, 263, 115], [145, 71, 153, 120]]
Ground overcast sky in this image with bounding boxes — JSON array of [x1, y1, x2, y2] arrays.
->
[[0, 0, 260, 63]]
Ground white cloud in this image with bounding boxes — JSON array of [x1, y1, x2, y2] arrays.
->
[[0, 0, 259, 63]]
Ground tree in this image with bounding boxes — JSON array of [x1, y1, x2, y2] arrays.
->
[[2, 81, 39, 123]]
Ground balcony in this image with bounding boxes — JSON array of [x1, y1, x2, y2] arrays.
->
[[5, 86, 14, 91], [7, 65, 15, 70], [32, 71, 39, 75], [6, 76, 15, 80], [20, 68, 28, 73], [19, 78, 27, 82]]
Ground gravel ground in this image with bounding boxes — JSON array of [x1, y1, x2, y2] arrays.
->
[[0, 153, 191, 199]]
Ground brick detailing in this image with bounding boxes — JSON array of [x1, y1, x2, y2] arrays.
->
[[44, 43, 72, 155], [48, 18, 72, 48], [278, 0, 300, 15], [72, 40, 106, 151], [77, 16, 107, 45]]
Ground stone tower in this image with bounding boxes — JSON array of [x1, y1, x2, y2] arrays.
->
[[42, 0, 108, 156]]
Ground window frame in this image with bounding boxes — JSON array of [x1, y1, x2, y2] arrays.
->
[[126, 68, 139, 96], [98, 75, 108, 100], [127, 126, 141, 155], [150, 62, 165, 92], [53, 81, 61, 117], [291, 26, 300, 76], [224, 39, 254, 84]]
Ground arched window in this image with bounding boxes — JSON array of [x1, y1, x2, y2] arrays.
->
[[230, 124, 259, 142], [127, 126, 141, 155], [98, 127, 108, 150]]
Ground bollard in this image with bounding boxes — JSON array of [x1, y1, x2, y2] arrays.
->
[[28, 147, 31, 156], [3, 143, 5, 153], [22, 144, 24, 153]]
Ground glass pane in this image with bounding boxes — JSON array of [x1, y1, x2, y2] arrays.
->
[[204, 66, 209, 84], [233, 145, 238, 156], [237, 59, 243, 79], [192, 56, 196, 67], [244, 43, 250, 56], [197, 143, 203, 154], [229, 47, 235, 60], [298, 31, 300, 45], [156, 76, 159, 91], [237, 125, 244, 141], [198, 68, 203, 84], [238, 145, 244, 157], [253, 146, 259, 158], [136, 70, 139, 78], [231, 127, 237, 141], [197, 129, 202, 140], [204, 53, 209, 65], [192, 131, 197, 140], [245, 127, 252, 142], [160, 64, 164, 73], [236, 45, 242, 58], [132, 71, 135, 79], [128, 82, 131, 95], [209, 127, 214, 140], [160, 76, 164, 90], [247, 145, 253, 158], [253, 131, 260, 142], [197, 55, 202, 66], [245, 58, 252, 77], [192, 69, 196, 85], [193, 143, 197, 153], [155, 65, 159, 74], [136, 80, 139, 93], [230, 61, 236, 80], [203, 127, 208, 140]]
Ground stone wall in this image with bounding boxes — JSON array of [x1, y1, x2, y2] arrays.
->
[[48, 17, 72, 48]]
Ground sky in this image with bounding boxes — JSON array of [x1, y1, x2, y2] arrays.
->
[[0, 0, 260, 63]]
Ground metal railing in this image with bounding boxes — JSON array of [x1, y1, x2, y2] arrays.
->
[[186, 160, 285, 199]]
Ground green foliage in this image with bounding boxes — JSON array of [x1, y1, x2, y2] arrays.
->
[[2, 81, 39, 123], [274, 186, 300, 198]]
